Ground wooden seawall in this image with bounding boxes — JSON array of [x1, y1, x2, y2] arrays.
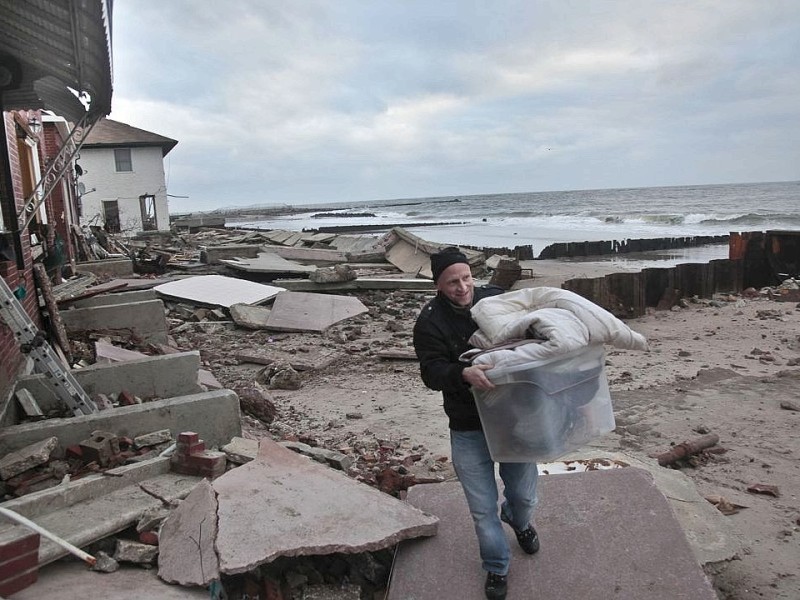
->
[[560, 231, 799, 318]]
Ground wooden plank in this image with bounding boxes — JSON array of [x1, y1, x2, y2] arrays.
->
[[33, 263, 72, 364]]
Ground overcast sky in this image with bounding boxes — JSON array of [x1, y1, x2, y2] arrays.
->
[[108, 1, 800, 213]]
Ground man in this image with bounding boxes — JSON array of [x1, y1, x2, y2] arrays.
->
[[413, 247, 540, 600]]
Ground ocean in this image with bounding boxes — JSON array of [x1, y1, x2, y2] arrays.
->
[[228, 180, 800, 268]]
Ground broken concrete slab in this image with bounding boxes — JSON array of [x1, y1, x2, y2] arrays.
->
[[221, 436, 258, 464], [263, 291, 368, 332], [383, 227, 484, 279], [199, 244, 262, 264], [213, 438, 438, 575], [0, 436, 57, 480], [154, 274, 284, 308], [259, 244, 350, 264], [76, 259, 134, 278], [16, 351, 204, 414], [60, 299, 169, 344], [220, 252, 317, 276], [0, 389, 241, 457], [158, 479, 220, 586], [0, 457, 203, 567], [388, 468, 718, 600], [229, 303, 271, 330]]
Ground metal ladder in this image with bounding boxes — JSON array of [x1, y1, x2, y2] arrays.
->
[[0, 274, 97, 416]]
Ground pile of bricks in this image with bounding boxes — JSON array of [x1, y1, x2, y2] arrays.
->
[[169, 432, 226, 479]]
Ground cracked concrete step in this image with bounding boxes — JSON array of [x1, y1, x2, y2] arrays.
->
[[0, 457, 202, 566]]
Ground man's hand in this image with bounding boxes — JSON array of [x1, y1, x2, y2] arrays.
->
[[462, 364, 495, 391]]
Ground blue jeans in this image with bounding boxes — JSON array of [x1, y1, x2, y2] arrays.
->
[[450, 429, 539, 576]]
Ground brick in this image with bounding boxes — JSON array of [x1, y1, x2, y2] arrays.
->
[[117, 390, 137, 406], [0, 529, 39, 595], [92, 393, 114, 410], [0, 566, 38, 597], [139, 530, 159, 546], [0, 532, 38, 562], [0, 549, 38, 580], [177, 431, 200, 445], [175, 440, 206, 456], [79, 430, 120, 467]]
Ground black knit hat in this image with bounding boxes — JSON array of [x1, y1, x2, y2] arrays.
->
[[431, 246, 469, 282]]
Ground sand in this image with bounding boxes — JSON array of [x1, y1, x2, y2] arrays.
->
[[176, 259, 800, 600]]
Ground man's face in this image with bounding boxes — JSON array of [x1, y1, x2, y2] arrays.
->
[[436, 262, 474, 307]]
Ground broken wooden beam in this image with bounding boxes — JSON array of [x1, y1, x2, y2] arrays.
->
[[655, 434, 720, 466]]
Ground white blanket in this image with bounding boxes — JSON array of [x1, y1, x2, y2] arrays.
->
[[467, 287, 648, 370]]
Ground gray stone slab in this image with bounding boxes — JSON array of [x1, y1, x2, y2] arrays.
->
[[16, 351, 203, 414], [388, 468, 718, 600], [70, 289, 158, 308], [154, 274, 284, 308], [264, 291, 368, 332], [0, 389, 241, 456], [61, 299, 169, 344], [11, 562, 209, 600], [213, 438, 438, 575], [158, 479, 220, 586]]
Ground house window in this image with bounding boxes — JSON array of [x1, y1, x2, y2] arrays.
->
[[114, 148, 132, 172]]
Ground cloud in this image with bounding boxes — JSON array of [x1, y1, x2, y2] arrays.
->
[[108, 0, 800, 212]]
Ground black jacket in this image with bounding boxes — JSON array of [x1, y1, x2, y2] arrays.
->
[[413, 285, 505, 430]]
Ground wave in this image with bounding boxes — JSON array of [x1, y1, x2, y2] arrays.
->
[[698, 213, 800, 226]]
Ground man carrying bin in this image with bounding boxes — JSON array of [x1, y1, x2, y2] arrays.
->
[[413, 247, 540, 600]]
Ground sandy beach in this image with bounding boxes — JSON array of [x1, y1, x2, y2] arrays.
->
[[167, 255, 800, 600]]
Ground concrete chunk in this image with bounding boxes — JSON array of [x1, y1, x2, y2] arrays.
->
[[221, 437, 258, 464], [134, 429, 173, 449], [158, 479, 220, 586], [229, 303, 271, 330], [0, 437, 58, 480], [213, 438, 438, 575], [114, 539, 158, 564]]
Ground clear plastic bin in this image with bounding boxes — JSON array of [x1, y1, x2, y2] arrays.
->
[[471, 344, 614, 462]]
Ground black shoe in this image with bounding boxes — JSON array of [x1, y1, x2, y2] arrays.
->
[[485, 572, 508, 600], [501, 513, 540, 555]]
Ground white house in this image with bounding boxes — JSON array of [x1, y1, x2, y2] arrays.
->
[[78, 119, 178, 233]]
